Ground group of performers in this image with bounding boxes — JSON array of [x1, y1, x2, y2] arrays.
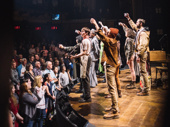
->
[[59, 13, 150, 119]]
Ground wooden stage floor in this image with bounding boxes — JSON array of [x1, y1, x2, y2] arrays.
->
[[69, 67, 169, 127]]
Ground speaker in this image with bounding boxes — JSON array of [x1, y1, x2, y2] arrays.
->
[[46, 90, 95, 127]]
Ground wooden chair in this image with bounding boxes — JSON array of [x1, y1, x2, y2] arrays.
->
[[148, 50, 169, 86]]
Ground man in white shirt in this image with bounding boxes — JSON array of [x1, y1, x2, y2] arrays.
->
[[70, 27, 92, 103]]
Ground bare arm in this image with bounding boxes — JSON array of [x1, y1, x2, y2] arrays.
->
[[70, 50, 87, 59], [44, 86, 55, 100], [124, 13, 138, 31], [90, 18, 100, 31]]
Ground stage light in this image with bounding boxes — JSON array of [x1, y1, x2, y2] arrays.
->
[[14, 26, 20, 29], [35, 27, 41, 30], [51, 26, 58, 30], [51, 26, 56, 30]]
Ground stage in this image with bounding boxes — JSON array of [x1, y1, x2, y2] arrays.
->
[[69, 67, 168, 127]]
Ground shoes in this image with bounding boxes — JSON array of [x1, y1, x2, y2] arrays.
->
[[80, 94, 84, 98], [105, 94, 111, 98], [105, 107, 113, 112], [103, 112, 119, 119], [137, 92, 149, 96], [101, 79, 106, 83], [136, 87, 142, 93], [79, 98, 91, 103], [75, 89, 83, 93], [118, 90, 122, 98]]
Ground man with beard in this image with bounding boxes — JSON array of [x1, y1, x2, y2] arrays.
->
[[124, 13, 150, 96]]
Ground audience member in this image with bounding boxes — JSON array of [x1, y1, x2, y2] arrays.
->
[[17, 58, 27, 84], [24, 63, 35, 87], [34, 54, 40, 62], [43, 73, 56, 121], [19, 78, 40, 127], [28, 55, 35, 68], [9, 83, 24, 127], [29, 44, 36, 55], [59, 65, 70, 88], [11, 61, 20, 89], [33, 61, 42, 76], [33, 75, 52, 127], [12, 50, 19, 66]]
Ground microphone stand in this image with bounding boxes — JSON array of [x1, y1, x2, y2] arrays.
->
[[159, 34, 167, 50]]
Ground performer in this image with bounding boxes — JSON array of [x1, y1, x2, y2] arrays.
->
[[59, 34, 83, 93], [119, 22, 136, 89], [70, 27, 92, 103], [98, 21, 122, 98], [124, 13, 150, 96], [90, 18, 120, 119], [89, 29, 100, 88]]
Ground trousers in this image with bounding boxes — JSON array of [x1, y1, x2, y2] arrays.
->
[[139, 52, 149, 92], [106, 66, 119, 112]]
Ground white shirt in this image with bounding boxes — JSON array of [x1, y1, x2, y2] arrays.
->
[[59, 72, 69, 87], [29, 48, 36, 55], [35, 86, 45, 109], [80, 38, 91, 55], [20, 65, 26, 77]]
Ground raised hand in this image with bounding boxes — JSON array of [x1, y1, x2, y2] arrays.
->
[[59, 44, 64, 49], [75, 30, 81, 34], [124, 13, 130, 19], [98, 21, 103, 27], [90, 18, 97, 25], [118, 22, 123, 26]]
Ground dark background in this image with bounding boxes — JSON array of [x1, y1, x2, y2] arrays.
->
[[13, 0, 168, 52], [1, 0, 169, 126]]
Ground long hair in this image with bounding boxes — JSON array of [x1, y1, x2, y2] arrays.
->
[[26, 63, 32, 71], [9, 83, 18, 107], [33, 75, 42, 88], [43, 73, 50, 85], [19, 80, 32, 103]]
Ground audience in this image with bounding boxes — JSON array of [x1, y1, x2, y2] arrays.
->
[[9, 40, 97, 126]]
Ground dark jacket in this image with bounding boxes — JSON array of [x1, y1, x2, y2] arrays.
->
[[11, 69, 20, 86]]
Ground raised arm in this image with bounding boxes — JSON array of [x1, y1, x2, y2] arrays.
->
[[90, 18, 100, 31], [118, 22, 128, 32], [124, 13, 138, 31], [90, 18, 117, 46]]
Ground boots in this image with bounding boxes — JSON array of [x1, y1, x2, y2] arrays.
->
[[103, 110, 119, 119]]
